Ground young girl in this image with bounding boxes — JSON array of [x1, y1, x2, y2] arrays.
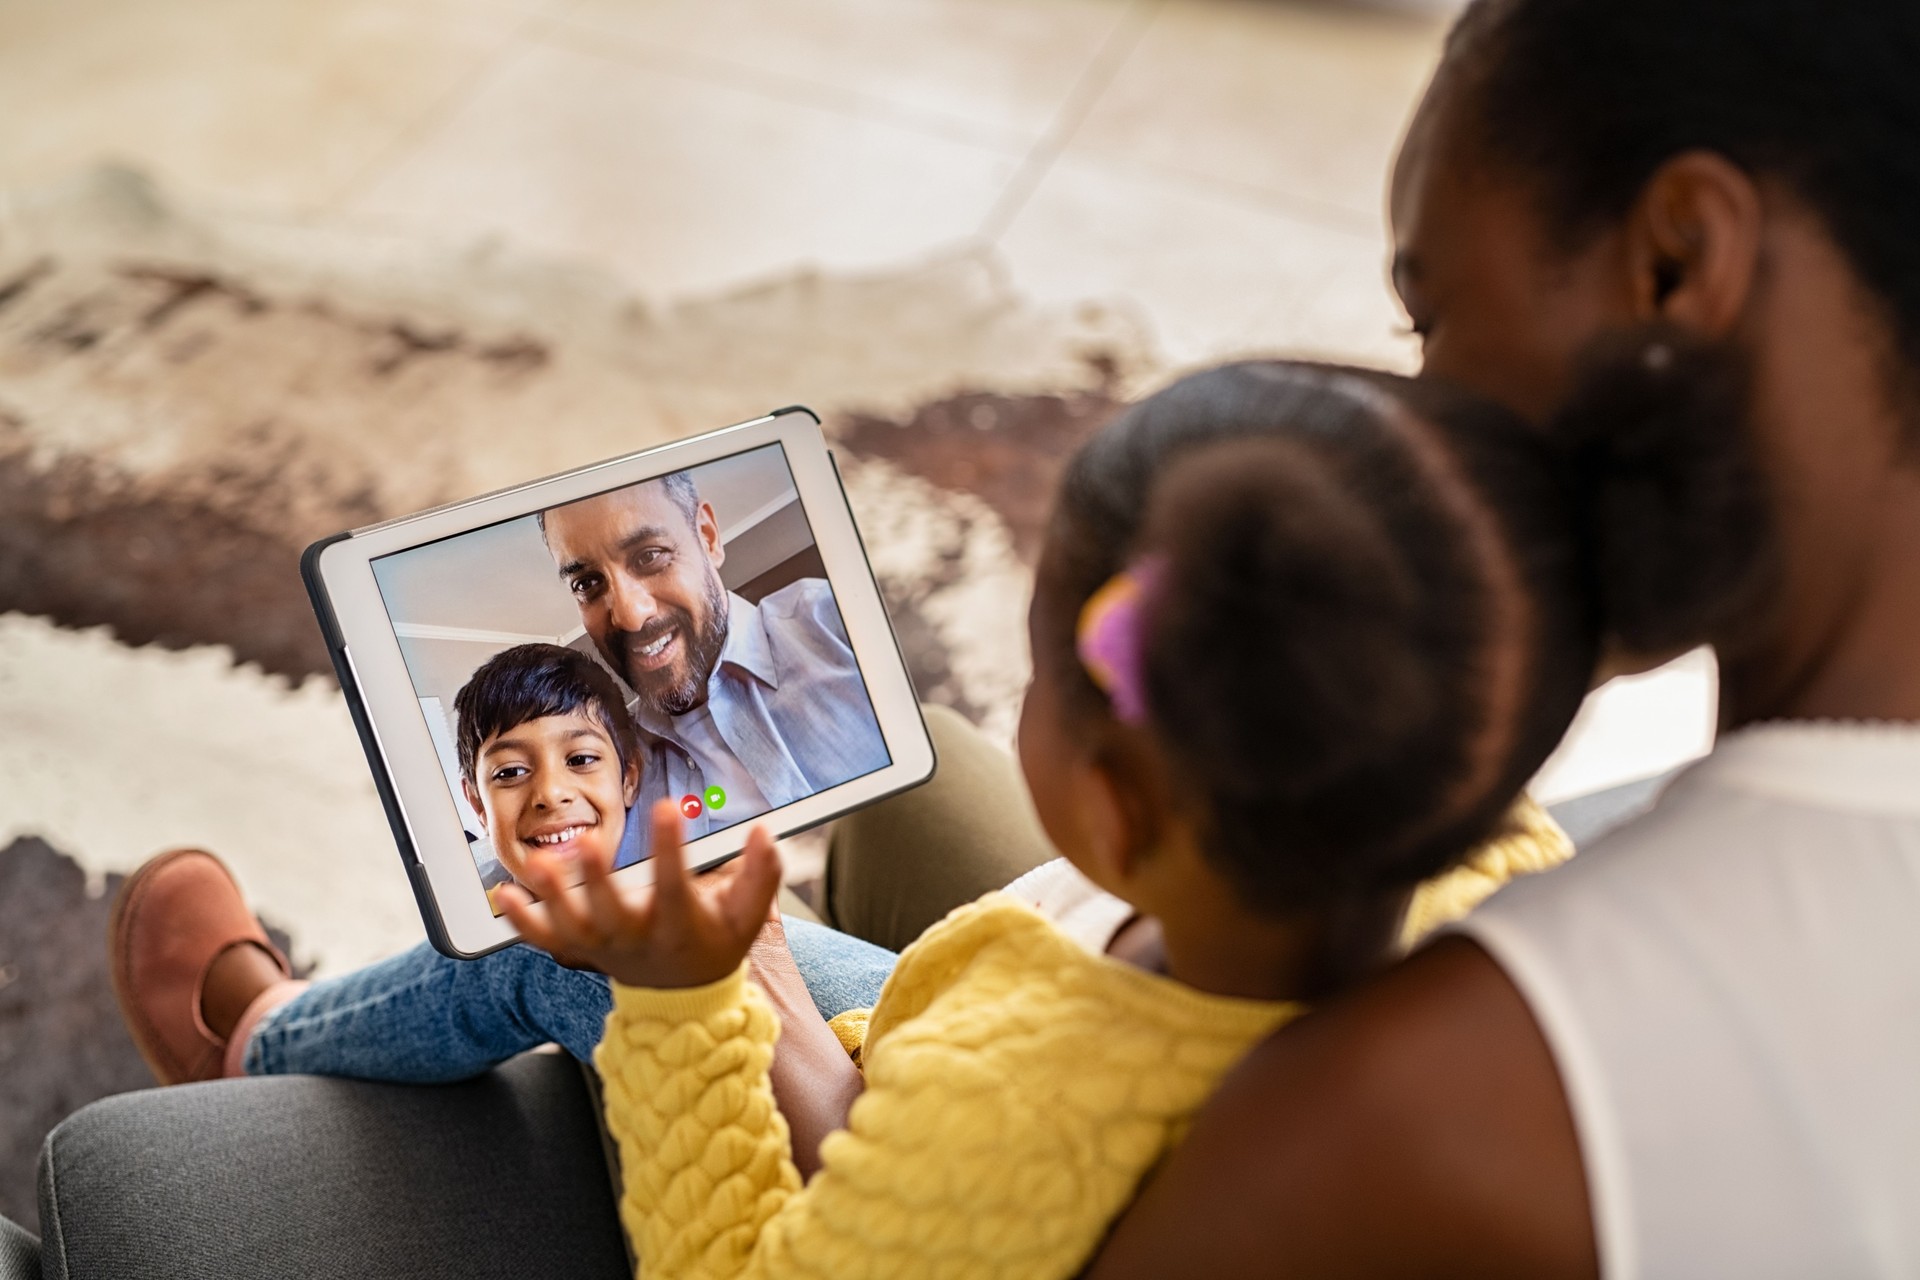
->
[[495, 357, 1633, 1278]]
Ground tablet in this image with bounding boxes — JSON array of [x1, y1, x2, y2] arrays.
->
[[304, 407, 936, 958]]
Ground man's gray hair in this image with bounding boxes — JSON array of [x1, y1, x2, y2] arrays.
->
[[537, 469, 702, 537], [655, 470, 701, 525]]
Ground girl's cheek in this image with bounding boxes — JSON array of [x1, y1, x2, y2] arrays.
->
[[1020, 737, 1081, 861], [1014, 684, 1053, 800]]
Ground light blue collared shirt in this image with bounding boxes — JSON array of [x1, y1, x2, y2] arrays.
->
[[613, 579, 890, 865]]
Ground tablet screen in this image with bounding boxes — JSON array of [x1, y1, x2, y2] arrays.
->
[[369, 442, 890, 911]]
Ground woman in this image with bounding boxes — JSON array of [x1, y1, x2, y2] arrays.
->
[[1077, 0, 1920, 1275]]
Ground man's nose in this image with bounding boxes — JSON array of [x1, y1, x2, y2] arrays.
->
[[603, 571, 659, 633]]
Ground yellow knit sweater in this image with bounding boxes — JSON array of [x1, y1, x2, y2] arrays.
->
[[594, 798, 1573, 1279], [595, 895, 1299, 1279], [1401, 794, 1572, 945]]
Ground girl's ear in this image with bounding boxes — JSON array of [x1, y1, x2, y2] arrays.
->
[[1076, 744, 1165, 892], [461, 778, 489, 832]]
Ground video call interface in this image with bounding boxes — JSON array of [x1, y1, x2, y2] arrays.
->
[[371, 443, 890, 912]]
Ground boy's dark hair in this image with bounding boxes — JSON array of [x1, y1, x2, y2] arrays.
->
[[454, 644, 639, 789], [1037, 352, 1770, 917], [1443, 0, 1920, 423]]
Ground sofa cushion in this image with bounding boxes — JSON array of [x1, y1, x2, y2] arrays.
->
[[37, 1052, 626, 1280]]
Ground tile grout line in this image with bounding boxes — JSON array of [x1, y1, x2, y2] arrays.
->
[[1113, 154, 1389, 242], [317, 6, 570, 217], [973, 0, 1163, 246], [532, 17, 1032, 160]]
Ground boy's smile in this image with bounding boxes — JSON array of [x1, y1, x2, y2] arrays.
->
[[526, 821, 595, 850], [520, 818, 599, 865], [461, 710, 641, 888]]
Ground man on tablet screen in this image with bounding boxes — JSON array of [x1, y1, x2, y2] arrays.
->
[[538, 469, 890, 854]]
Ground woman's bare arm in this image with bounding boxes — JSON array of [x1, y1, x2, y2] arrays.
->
[[747, 919, 866, 1180], [1085, 937, 1598, 1279]]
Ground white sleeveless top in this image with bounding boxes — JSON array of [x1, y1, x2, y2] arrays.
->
[[1457, 723, 1920, 1280]]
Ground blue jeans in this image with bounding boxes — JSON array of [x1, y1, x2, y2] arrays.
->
[[246, 917, 898, 1083]]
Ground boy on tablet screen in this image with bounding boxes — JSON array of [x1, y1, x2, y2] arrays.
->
[[454, 644, 644, 908]]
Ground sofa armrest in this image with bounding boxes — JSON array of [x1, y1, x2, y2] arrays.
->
[[37, 1052, 627, 1280], [0, 1214, 39, 1280]]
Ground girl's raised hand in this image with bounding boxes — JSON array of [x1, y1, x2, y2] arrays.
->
[[497, 797, 782, 990]]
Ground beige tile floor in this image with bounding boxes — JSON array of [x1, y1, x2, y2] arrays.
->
[[0, 0, 1445, 365], [0, 0, 1715, 916]]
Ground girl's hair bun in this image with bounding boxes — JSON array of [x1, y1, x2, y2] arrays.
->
[[1067, 368, 1523, 913], [1551, 325, 1779, 659], [1139, 436, 1436, 815]]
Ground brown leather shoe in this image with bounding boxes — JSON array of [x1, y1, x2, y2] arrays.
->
[[109, 848, 291, 1085]]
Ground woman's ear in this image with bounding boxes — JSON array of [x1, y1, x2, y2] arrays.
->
[[461, 778, 489, 831], [1627, 150, 1763, 335]]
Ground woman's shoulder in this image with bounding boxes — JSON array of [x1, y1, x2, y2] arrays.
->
[[1470, 736, 1912, 934], [1501, 723, 1920, 910]]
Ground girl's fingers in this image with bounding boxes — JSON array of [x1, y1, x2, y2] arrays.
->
[[519, 852, 562, 911], [719, 826, 783, 941], [647, 798, 693, 905], [760, 839, 787, 923], [578, 832, 629, 941], [498, 885, 560, 953], [524, 852, 599, 945]]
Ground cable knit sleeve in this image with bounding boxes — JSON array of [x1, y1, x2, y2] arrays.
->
[[593, 971, 979, 1280], [593, 967, 801, 1280]]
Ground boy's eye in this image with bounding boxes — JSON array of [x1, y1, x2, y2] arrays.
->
[[567, 751, 601, 768], [490, 763, 529, 783]]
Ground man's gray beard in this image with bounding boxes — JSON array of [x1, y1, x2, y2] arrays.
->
[[637, 573, 730, 718]]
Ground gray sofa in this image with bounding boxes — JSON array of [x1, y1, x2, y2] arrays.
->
[[1, 1215, 36, 1280], [27, 1053, 628, 1280], [2, 780, 1666, 1280]]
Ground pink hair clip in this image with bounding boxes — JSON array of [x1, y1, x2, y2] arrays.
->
[[1075, 555, 1167, 725]]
